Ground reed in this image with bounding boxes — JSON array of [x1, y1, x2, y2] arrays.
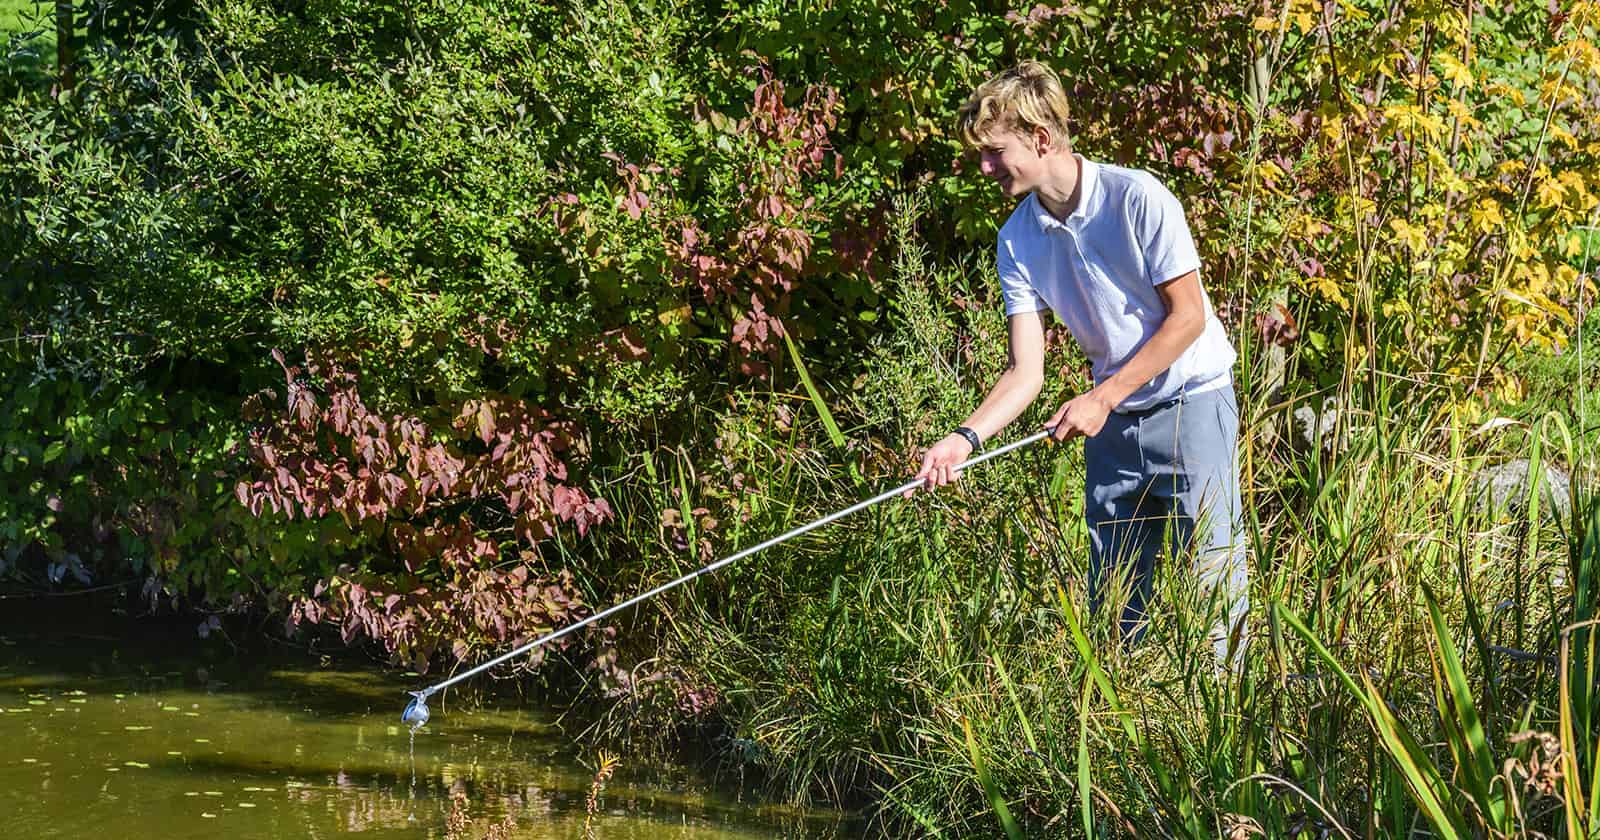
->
[[622, 191, 1600, 836]]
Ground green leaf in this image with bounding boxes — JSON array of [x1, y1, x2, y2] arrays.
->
[[1076, 672, 1094, 838], [990, 651, 1038, 755], [780, 323, 846, 449], [962, 715, 1024, 840], [1276, 602, 1470, 837], [1423, 584, 1503, 828]]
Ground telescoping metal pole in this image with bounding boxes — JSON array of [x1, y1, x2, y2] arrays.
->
[[402, 429, 1053, 727]]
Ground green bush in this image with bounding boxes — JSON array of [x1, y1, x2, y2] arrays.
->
[[3, 0, 1598, 831]]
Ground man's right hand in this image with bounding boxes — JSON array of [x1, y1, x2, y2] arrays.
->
[[906, 433, 975, 497]]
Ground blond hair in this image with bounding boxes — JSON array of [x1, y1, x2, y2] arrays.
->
[[956, 61, 1073, 151]]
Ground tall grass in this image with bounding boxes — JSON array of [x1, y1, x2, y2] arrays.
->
[[613, 189, 1600, 836]]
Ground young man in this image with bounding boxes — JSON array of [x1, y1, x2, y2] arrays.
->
[[913, 61, 1247, 666]]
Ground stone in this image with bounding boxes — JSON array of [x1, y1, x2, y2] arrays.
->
[[1470, 458, 1572, 521]]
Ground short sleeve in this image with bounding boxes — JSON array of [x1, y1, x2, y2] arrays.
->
[[997, 239, 1047, 316], [1136, 181, 1202, 286]]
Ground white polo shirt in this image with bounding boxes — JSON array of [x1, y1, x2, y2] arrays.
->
[[997, 156, 1236, 412]]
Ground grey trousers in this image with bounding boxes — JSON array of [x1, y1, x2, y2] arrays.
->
[[1083, 384, 1248, 667]]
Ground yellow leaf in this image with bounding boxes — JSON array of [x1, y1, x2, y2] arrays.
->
[[1321, 116, 1346, 145], [1496, 160, 1527, 177], [1469, 197, 1505, 234], [1563, 234, 1584, 258], [657, 304, 692, 326], [1388, 218, 1429, 252], [1536, 178, 1567, 209], [1516, 262, 1551, 295], [1336, 0, 1370, 20], [1341, 194, 1376, 223], [1291, 213, 1329, 239], [1506, 230, 1536, 261], [1311, 273, 1350, 309], [1496, 373, 1524, 403], [1438, 167, 1470, 196], [1435, 10, 1470, 43], [1557, 171, 1594, 207], [1252, 160, 1286, 183], [1485, 82, 1526, 107], [1252, 14, 1279, 30], [1436, 53, 1474, 87], [1450, 398, 1484, 427], [1550, 122, 1577, 149], [1383, 104, 1446, 139], [1540, 76, 1580, 104]]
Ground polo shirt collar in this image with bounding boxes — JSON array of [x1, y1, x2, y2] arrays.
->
[[1031, 155, 1098, 232]]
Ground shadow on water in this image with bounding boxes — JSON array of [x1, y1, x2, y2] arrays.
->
[[0, 601, 854, 839]]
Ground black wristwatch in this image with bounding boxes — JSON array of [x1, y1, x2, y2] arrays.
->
[[953, 426, 981, 452]]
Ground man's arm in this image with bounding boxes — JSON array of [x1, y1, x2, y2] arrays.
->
[[910, 311, 1047, 493], [1043, 270, 1207, 440], [962, 310, 1048, 439]]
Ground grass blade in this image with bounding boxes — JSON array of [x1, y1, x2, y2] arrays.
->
[[1422, 584, 1503, 828], [1057, 584, 1136, 741], [1077, 672, 1093, 838], [1560, 620, 1600, 837], [990, 650, 1040, 756], [962, 714, 1024, 840], [1276, 601, 1469, 837], [780, 323, 846, 449], [1357, 670, 1468, 838]]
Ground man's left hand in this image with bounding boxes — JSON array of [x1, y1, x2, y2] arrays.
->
[[1044, 390, 1114, 441]]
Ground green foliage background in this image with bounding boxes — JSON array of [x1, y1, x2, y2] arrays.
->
[[3, 0, 1600, 834]]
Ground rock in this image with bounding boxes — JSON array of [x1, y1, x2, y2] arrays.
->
[[1293, 396, 1342, 452], [1470, 458, 1572, 520]]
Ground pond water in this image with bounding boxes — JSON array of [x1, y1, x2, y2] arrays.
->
[[0, 608, 849, 839]]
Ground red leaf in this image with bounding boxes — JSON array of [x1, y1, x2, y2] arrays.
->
[[477, 402, 495, 445]]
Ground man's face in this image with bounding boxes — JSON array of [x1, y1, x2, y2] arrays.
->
[[975, 126, 1047, 198]]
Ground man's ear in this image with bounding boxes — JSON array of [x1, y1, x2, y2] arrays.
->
[[1032, 125, 1054, 155]]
